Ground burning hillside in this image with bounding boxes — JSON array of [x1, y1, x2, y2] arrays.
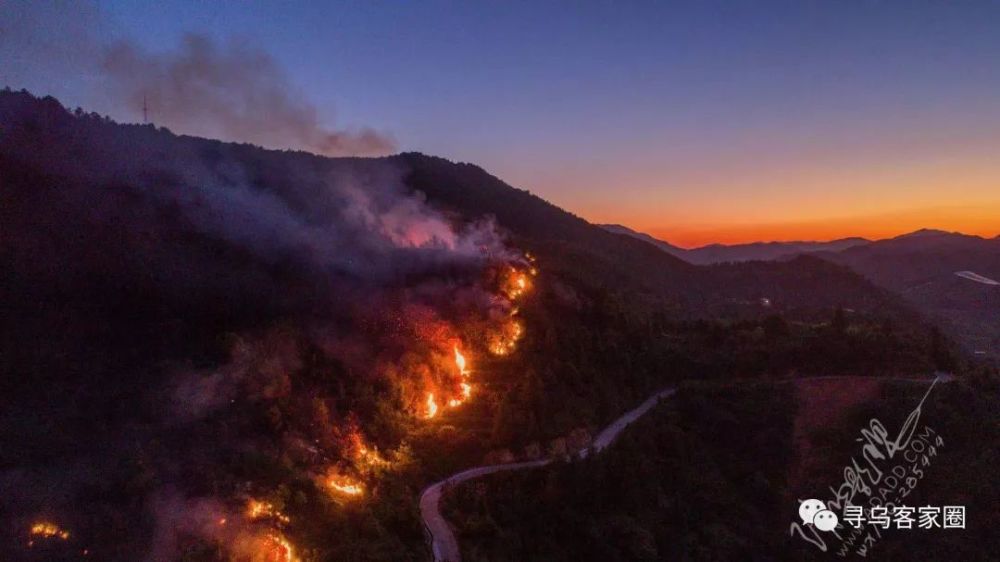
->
[[0, 90, 537, 561]]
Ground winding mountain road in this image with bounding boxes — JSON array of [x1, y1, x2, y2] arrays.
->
[[418, 387, 676, 562], [417, 375, 951, 561]]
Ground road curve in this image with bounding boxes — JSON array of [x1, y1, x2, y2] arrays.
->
[[416, 375, 949, 561], [419, 387, 676, 562], [955, 270, 1000, 285]]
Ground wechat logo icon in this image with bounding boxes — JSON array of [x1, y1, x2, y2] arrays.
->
[[799, 498, 839, 532]]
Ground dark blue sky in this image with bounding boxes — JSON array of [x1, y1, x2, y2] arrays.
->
[[6, 1, 1000, 244]]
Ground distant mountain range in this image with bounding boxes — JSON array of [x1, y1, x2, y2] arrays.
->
[[603, 224, 1000, 359], [601, 223, 869, 264]]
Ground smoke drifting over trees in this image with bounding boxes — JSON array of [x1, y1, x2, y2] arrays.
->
[[0, 3, 394, 156], [102, 34, 395, 157], [0, 90, 508, 560]]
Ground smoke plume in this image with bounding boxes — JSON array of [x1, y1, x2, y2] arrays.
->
[[102, 34, 395, 156], [0, 89, 520, 560], [0, 3, 394, 156]]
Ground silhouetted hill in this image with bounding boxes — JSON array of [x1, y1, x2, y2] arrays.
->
[[395, 156, 911, 319], [0, 89, 910, 322], [826, 229, 1000, 289], [599, 223, 869, 264], [597, 222, 998, 360], [690, 237, 870, 264], [395, 155, 701, 311], [601, 223, 688, 255], [820, 230, 1000, 359]]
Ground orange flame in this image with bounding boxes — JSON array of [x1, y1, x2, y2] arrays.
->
[[261, 532, 298, 562], [30, 522, 70, 540], [488, 319, 523, 356], [356, 444, 388, 468], [505, 267, 531, 299], [445, 346, 474, 409], [328, 476, 364, 497], [420, 259, 536, 419], [424, 393, 439, 418], [453, 346, 467, 375], [247, 500, 290, 524], [345, 426, 389, 469]]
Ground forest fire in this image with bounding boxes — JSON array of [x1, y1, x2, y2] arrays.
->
[[346, 426, 389, 469], [0, 88, 568, 561], [487, 263, 533, 355], [356, 444, 388, 469], [247, 500, 290, 524], [406, 259, 535, 419], [328, 475, 364, 497], [29, 521, 70, 545], [446, 345, 474, 408], [489, 341, 508, 356], [506, 268, 531, 299], [454, 346, 468, 375], [489, 319, 524, 356], [261, 532, 298, 562], [30, 521, 70, 540], [447, 382, 473, 407], [425, 393, 439, 418]]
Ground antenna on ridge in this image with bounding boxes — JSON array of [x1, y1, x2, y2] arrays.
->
[[143, 94, 148, 124]]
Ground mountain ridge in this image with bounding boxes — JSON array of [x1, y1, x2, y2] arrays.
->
[[600, 223, 871, 264], [0, 88, 924, 324], [598, 222, 999, 359]]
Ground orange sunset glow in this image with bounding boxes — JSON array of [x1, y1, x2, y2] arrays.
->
[[518, 108, 1000, 247], [638, 204, 1000, 248]]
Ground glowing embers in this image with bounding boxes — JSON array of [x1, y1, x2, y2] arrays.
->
[[344, 425, 390, 470], [326, 430, 377, 498], [260, 531, 298, 562], [488, 319, 523, 356], [327, 473, 364, 497], [28, 521, 70, 548], [504, 267, 532, 300], [355, 443, 388, 469], [30, 522, 70, 541], [488, 262, 532, 356], [246, 500, 290, 524]]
